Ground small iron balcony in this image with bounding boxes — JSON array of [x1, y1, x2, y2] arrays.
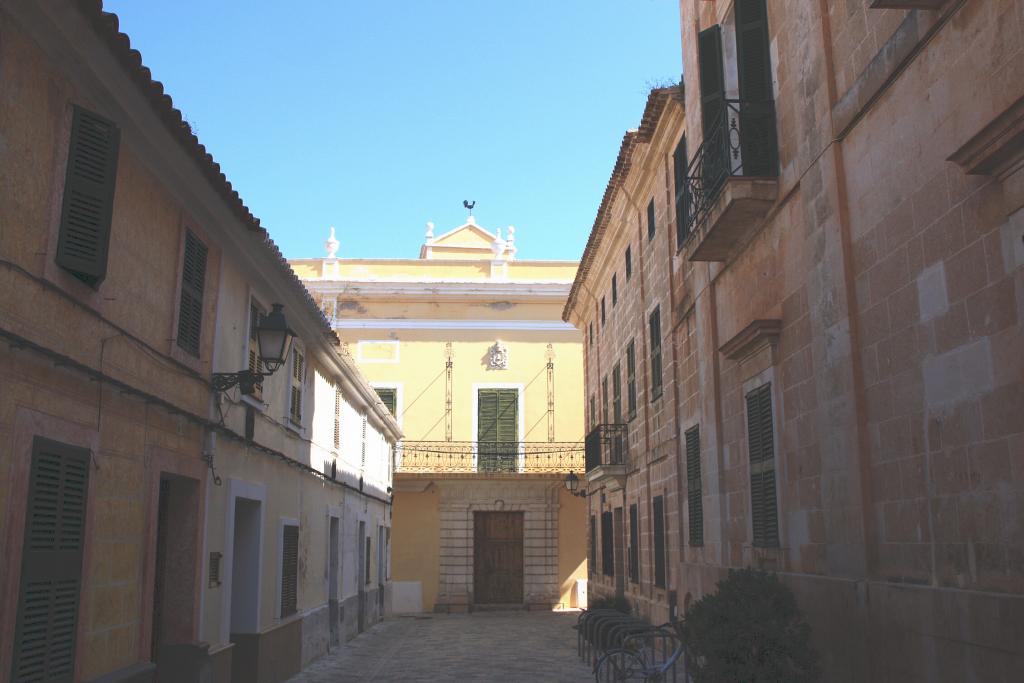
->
[[584, 424, 629, 472], [395, 441, 584, 474], [681, 98, 779, 261]]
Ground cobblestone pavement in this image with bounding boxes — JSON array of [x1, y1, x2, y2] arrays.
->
[[286, 610, 593, 683]]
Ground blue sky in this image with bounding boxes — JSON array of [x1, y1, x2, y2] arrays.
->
[[104, 1, 681, 261]]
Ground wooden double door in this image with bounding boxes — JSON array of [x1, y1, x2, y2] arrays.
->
[[473, 512, 524, 605]]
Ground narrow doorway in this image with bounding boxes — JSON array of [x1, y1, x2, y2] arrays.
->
[[357, 520, 366, 632], [151, 475, 199, 663], [377, 525, 385, 616], [230, 498, 261, 635], [328, 517, 340, 647], [473, 511, 524, 605]]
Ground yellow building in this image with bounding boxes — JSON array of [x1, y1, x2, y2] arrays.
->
[[292, 217, 588, 612]]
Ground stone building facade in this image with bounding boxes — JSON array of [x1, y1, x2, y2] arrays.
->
[[0, 3, 400, 683], [292, 221, 588, 614], [567, 1, 1023, 680]]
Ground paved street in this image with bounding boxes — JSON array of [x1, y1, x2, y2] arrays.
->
[[287, 611, 593, 682]]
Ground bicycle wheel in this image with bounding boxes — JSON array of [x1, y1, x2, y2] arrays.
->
[[594, 649, 648, 682]]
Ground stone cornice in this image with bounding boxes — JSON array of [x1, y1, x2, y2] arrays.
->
[[719, 319, 783, 361]]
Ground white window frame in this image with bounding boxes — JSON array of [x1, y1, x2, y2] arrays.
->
[[370, 382, 403, 427]]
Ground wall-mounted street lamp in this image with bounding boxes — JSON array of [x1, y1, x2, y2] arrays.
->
[[212, 303, 296, 395], [564, 471, 587, 498]]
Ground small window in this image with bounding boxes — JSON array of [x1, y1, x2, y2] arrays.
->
[[747, 384, 779, 547], [375, 387, 397, 417], [686, 426, 704, 546], [626, 340, 637, 420], [612, 274, 618, 306], [56, 106, 120, 287], [653, 495, 666, 588], [628, 503, 640, 584], [649, 307, 663, 401], [247, 301, 266, 399], [589, 394, 597, 429], [289, 347, 305, 424], [280, 525, 299, 618], [625, 246, 632, 281], [601, 297, 606, 325], [176, 230, 207, 357], [601, 511, 614, 577], [612, 363, 622, 423], [647, 199, 656, 241], [589, 322, 594, 346]]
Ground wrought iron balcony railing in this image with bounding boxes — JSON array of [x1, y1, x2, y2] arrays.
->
[[584, 424, 629, 473], [681, 98, 778, 242], [396, 441, 584, 474]]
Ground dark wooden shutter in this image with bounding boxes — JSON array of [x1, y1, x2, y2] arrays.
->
[[698, 25, 728, 196], [589, 395, 596, 430], [176, 231, 207, 357], [625, 246, 632, 281], [601, 297, 606, 325], [697, 25, 726, 141], [647, 199, 656, 241], [589, 515, 597, 573], [653, 495, 666, 588], [626, 341, 637, 419], [12, 438, 91, 683], [601, 511, 614, 577], [601, 377, 609, 423], [612, 363, 622, 423], [686, 426, 704, 546], [735, 0, 775, 176], [628, 503, 640, 584], [673, 136, 690, 246], [746, 384, 778, 547], [612, 274, 618, 306], [281, 525, 298, 618], [56, 106, 120, 287], [290, 349, 304, 422], [649, 308, 663, 400], [375, 388, 397, 417]]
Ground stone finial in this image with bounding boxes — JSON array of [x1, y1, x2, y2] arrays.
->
[[325, 226, 339, 259], [425, 221, 435, 239], [490, 227, 507, 259], [506, 225, 517, 260]]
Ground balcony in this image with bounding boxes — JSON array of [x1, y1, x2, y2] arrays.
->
[[584, 424, 629, 492], [681, 98, 779, 261], [395, 441, 584, 475]]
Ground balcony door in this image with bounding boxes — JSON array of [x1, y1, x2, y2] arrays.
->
[[477, 388, 518, 472]]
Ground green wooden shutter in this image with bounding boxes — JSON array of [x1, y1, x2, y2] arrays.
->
[[747, 384, 778, 547], [176, 230, 207, 357], [478, 389, 516, 471], [653, 496, 666, 588], [735, 0, 775, 176], [601, 511, 614, 577], [290, 349, 304, 422], [56, 106, 120, 287], [674, 136, 690, 245], [626, 341, 637, 419], [375, 388, 397, 417], [697, 25, 726, 140], [646, 199, 656, 241], [280, 525, 298, 618], [649, 308, 663, 400], [628, 503, 639, 584], [12, 438, 91, 683], [612, 364, 622, 423], [686, 426, 704, 546]]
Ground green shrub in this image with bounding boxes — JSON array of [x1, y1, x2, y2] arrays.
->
[[682, 568, 819, 683]]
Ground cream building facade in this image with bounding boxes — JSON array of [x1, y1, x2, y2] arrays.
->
[[292, 218, 588, 612]]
